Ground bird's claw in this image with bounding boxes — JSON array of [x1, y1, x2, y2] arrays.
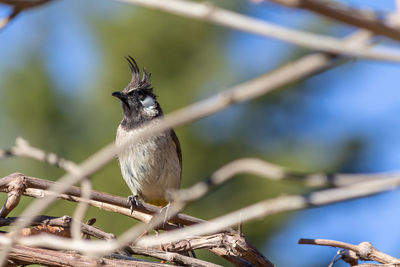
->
[[127, 195, 140, 214]]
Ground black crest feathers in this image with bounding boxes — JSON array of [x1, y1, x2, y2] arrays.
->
[[124, 56, 152, 93]]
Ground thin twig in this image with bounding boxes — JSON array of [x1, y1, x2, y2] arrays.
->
[[1, 137, 80, 174], [114, 0, 400, 62], [299, 239, 400, 265]]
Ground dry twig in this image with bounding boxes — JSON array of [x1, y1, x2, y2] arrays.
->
[[299, 238, 400, 266], [8, 244, 172, 267]]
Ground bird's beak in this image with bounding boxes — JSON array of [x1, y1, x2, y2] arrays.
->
[[112, 91, 129, 107], [112, 91, 125, 99]]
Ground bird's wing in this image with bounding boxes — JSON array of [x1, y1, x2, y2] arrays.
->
[[170, 129, 182, 175]]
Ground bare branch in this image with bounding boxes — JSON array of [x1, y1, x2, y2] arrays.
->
[[127, 247, 223, 267], [114, 0, 400, 62], [1, 137, 81, 174], [178, 157, 400, 203], [136, 172, 400, 248], [299, 239, 400, 265], [0, 174, 25, 218], [266, 0, 400, 42], [8, 244, 172, 267]]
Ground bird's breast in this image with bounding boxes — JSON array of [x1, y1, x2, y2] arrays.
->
[[116, 125, 181, 202]]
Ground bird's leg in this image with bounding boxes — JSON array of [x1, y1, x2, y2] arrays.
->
[[159, 201, 172, 227], [127, 195, 141, 214]]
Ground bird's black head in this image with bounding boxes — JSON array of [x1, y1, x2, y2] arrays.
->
[[112, 56, 163, 129]]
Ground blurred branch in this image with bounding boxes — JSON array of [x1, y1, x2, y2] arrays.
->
[[115, 0, 400, 62], [0, 173, 274, 267], [0, 137, 81, 174], [71, 178, 91, 240], [0, 0, 52, 31], [299, 239, 400, 266], [266, 0, 400, 42], [136, 170, 400, 247], [177, 157, 400, 203], [0, 0, 52, 9]]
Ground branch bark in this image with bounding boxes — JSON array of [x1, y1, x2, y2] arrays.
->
[[7, 244, 173, 267]]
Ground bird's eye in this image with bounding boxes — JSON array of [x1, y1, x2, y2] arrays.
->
[[140, 95, 156, 108]]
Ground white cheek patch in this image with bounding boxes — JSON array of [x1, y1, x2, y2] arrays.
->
[[141, 95, 156, 108], [140, 95, 158, 116]]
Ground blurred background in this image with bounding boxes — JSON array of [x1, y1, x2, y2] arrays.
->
[[1, 0, 400, 266]]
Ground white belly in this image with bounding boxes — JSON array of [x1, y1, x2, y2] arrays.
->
[[116, 125, 181, 202]]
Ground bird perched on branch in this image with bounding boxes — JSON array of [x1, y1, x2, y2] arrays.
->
[[112, 56, 182, 213]]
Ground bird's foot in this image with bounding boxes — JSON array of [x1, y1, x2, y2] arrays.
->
[[127, 195, 141, 214]]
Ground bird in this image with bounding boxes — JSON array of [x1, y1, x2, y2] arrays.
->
[[112, 56, 182, 214]]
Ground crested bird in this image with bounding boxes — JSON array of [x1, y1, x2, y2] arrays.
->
[[112, 56, 182, 215]]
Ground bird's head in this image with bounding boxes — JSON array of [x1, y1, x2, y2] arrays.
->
[[112, 56, 162, 128]]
